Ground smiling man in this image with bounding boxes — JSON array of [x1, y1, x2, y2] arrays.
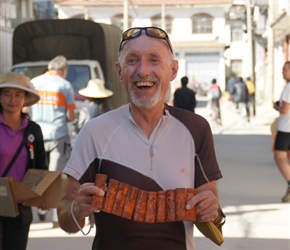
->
[[58, 27, 224, 250]]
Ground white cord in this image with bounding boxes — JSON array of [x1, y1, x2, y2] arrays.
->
[[71, 199, 94, 236], [196, 154, 210, 183]]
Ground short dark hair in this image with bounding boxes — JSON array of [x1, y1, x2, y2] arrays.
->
[[181, 76, 188, 86], [211, 78, 216, 84], [238, 77, 244, 82]]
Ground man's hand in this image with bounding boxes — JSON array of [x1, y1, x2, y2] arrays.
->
[[57, 176, 105, 233], [185, 181, 219, 222], [72, 182, 105, 218]]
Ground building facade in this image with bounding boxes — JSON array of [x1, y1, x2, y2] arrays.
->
[[1, 0, 289, 104], [54, 0, 233, 100]]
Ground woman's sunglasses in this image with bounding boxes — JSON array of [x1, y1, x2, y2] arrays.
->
[[119, 27, 173, 54]]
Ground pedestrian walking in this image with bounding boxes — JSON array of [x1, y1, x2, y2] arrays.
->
[[57, 26, 225, 250], [226, 73, 236, 102], [232, 77, 250, 122], [273, 61, 290, 203], [75, 78, 113, 133], [174, 76, 197, 112], [31, 55, 76, 227], [245, 76, 256, 117], [208, 78, 222, 126]]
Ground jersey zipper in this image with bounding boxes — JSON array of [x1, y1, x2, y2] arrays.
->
[[149, 116, 163, 171]]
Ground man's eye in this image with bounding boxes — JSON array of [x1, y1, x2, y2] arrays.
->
[[127, 58, 138, 63], [150, 58, 159, 63]]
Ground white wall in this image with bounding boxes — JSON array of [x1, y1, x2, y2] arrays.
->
[[55, 4, 230, 94], [0, 27, 13, 74]]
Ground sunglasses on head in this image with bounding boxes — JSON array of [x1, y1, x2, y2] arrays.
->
[[119, 27, 173, 54]]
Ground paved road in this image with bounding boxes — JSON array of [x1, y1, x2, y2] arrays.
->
[[27, 97, 290, 250]]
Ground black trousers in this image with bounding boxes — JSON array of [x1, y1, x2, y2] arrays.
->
[[248, 94, 256, 116], [0, 204, 32, 250]]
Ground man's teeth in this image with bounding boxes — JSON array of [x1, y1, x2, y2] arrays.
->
[[136, 82, 153, 87]]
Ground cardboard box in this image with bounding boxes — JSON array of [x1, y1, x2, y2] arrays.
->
[[0, 178, 19, 217], [0, 169, 65, 217]]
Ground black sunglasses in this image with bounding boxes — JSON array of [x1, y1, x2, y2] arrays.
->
[[119, 27, 173, 54]]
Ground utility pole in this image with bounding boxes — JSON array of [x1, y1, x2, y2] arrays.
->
[[123, 0, 129, 31], [161, 3, 165, 31], [246, 0, 254, 80]]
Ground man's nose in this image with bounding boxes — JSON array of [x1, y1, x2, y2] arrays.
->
[[137, 59, 150, 77]]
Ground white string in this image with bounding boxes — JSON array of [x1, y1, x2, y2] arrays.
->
[[71, 199, 94, 236], [195, 154, 210, 183], [196, 154, 226, 224]]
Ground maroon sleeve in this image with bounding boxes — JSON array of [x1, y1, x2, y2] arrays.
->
[[166, 105, 222, 187]]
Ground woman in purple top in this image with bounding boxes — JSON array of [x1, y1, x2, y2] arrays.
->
[[0, 72, 47, 250]]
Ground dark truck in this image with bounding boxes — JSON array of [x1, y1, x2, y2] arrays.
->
[[11, 19, 128, 109], [11, 19, 128, 143]]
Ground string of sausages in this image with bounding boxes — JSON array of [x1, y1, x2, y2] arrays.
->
[[91, 174, 196, 223]]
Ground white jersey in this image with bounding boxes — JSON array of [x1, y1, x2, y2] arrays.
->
[[64, 104, 222, 250], [278, 82, 290, 132]]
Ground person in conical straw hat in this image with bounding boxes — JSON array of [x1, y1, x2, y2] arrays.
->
[[0, 72, 40, 107], [76, 78, 113, 132], [0, 72, 47, 250]]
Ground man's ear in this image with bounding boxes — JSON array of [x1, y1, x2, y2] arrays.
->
[[60, 69, 68, 79], [114, 62, 123, 82], [170, 60, 179, 81]]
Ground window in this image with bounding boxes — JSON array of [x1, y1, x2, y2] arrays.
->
[[231, 60, 243, 76], [231, 23, 243, 42], [111, 14, 133, 31], [192, 13, 213, 34], [66, 65, 91, 94], [151, 14, 173, 34], [231, 28, 243, 42]]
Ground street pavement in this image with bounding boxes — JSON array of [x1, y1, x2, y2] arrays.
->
[[27, 97, 290, 250]]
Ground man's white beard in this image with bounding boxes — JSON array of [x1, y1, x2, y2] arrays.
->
[[129, 85, 162, 109]]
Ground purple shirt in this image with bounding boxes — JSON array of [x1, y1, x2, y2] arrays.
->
[[0, 114, 28, 181]]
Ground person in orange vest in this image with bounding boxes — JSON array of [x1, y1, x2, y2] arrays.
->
[[245, 77, 256, 117]]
